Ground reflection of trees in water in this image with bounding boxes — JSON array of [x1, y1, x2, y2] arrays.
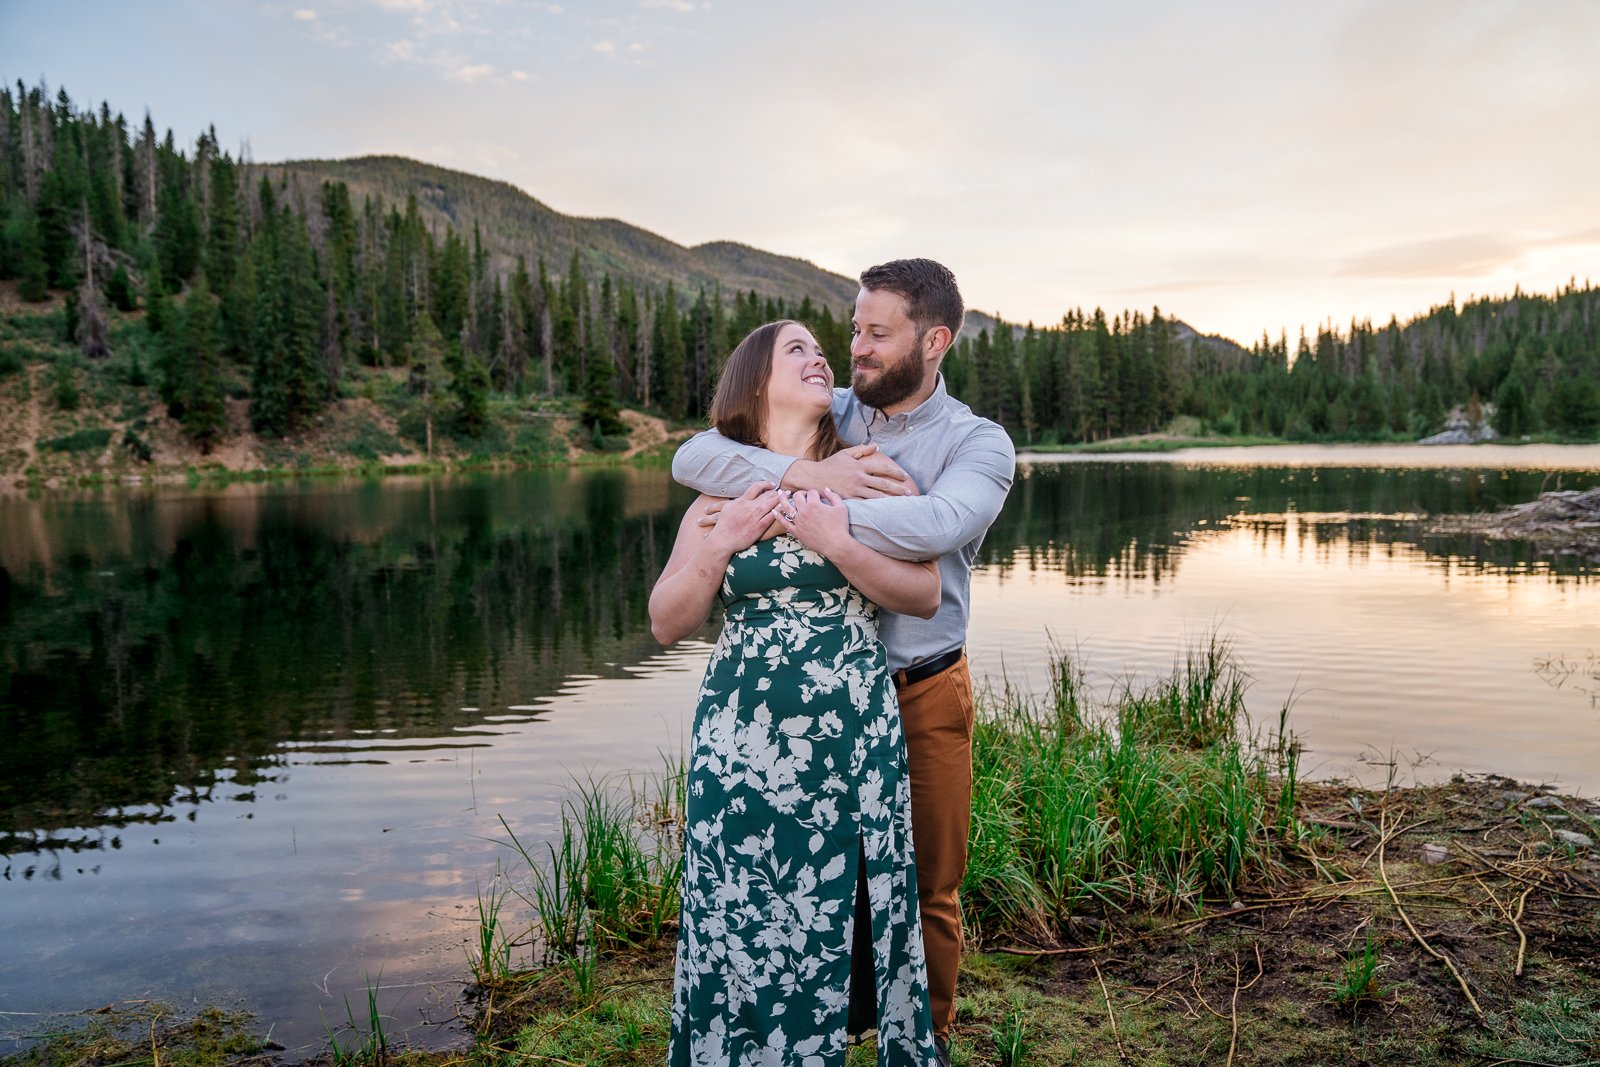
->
[[0, 472, 698, 840], [4, 462, 1595, 844], [985, 462, 1600, 581]]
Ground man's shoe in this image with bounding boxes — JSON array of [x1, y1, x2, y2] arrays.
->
[[934, 1034, 950, 1067]]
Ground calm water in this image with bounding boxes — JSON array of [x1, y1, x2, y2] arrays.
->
[[3, 445, 1599, 1053]]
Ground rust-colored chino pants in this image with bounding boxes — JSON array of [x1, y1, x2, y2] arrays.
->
[[894, 655, 976, 1040]]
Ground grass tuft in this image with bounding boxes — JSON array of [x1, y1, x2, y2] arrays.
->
[[963, 637, 1295, 940]]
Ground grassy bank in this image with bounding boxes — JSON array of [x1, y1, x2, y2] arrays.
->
[[6, 645, 1600, 1066], [0, 295, 692, 489]]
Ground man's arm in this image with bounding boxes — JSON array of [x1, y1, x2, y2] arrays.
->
[[671, 428, 796, 498], [843, 423, 1016, 561], [672, 431, 915, 499]]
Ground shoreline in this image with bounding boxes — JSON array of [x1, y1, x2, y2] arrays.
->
[[8, 438, 1600, 499], [5, 771, 1596, 1066]]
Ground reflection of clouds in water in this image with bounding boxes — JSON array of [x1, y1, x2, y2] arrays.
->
[[969, 514, 1600, 794]]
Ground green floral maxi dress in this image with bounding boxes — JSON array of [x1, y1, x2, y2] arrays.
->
[[669, 535, 938, 1067]]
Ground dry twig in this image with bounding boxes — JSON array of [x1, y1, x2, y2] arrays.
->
[[1378, 805, 1485, 1022], [1092, 958, 1131, 1064]]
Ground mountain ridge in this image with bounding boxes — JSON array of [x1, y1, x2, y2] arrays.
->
[[264, 153, 1020, 339]]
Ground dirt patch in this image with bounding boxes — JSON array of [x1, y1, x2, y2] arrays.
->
[[950, 777, 1600, 1065]]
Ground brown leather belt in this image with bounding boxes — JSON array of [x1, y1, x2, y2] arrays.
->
[[892, 647, 964, 689]]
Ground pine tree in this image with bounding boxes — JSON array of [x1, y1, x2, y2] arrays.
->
[[653, 282, 687, 419], [205, 152, 239, 292], [105, 262, 136, 311], [452, 353, 490, 438], [7, 202, 50, 300], [580, 337, 627, 445], [249, 181, 325, 436], [406, 312, 448, 459], [154, 178, 201, 288], [174, 277, 227, 451]]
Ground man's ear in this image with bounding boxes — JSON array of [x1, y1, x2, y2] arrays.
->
[[923, 325, 953, 361]]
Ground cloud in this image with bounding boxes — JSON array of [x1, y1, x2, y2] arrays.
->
[[640, 0, 701, 10], [293, 8, 318, 20], [453, 63, 495, 81], [1537, 226, 1600, 250], [592, 40, 616, 54], [1335, 225, 1600, 282], [1338, 233, 1527, 280]]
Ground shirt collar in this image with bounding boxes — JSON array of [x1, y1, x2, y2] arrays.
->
[[862, 374, 949, 429]]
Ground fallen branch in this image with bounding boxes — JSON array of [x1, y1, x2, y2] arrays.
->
[[1092, 958, 1130, 1064], [1378, 805, 1485, 1022]]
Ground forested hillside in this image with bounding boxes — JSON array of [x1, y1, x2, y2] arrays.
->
[[266, 156, 861, 311], [0, 79, 1595, 482]]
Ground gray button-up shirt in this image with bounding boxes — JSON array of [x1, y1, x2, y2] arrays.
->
[[671, 376, 1016, 671]]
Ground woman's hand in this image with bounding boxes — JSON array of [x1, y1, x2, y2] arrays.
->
[[773, 487, 853, 557], [773, 486, 940, 618], [706, 482, 783, 555]]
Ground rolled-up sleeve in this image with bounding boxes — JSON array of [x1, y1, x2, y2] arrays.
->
[[671, 429, 796, 497], [844, 425, 1015, 561]]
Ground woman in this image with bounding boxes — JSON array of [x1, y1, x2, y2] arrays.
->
[[651, 321, 940, 1066]]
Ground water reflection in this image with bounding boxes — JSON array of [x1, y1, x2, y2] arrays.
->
[[0, 470, 699, 849], [3, 452, 1600, 1052], [4, 458, 1596, 852], [985, 460, 1598, 582]]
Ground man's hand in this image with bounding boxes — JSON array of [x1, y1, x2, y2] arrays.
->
[[783, 444, 918, 499]]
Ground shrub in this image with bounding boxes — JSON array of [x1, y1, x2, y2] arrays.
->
[[52, 359, 79, 411], [40, 427, 112, 454]]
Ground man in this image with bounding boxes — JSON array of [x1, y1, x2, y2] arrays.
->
[[671, 258, 1016, 1063]]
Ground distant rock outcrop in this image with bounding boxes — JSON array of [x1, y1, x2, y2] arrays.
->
[[1419, 402, 1499, 444]]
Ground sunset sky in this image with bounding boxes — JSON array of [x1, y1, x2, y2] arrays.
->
[[4, 0, 1597, 343]]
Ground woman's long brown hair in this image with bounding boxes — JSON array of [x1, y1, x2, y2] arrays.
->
[[708, 320, 844, 461]]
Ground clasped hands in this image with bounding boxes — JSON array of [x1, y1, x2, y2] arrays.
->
[[698, 444, 918, 556], [704, 483, 853, 557]]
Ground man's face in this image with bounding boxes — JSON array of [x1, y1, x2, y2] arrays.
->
[[849, 287, 926, 411]]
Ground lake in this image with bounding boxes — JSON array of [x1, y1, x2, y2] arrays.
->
[[3, 444, 1599, 1054]]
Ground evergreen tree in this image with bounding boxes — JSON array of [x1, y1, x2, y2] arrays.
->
[[1547, 378, 1600, 437], [652, 282, 687, 419], [405, 312, 448, 458], [205, 152, 239, 292], [173, 277, 228, 451], [6, 202, 50, 300], [580, 337, 627, 444], [154, 177, 201, 287], [452, 353, 490, 438], [105, 262, 137, 311], [249, 181, 325, 436]]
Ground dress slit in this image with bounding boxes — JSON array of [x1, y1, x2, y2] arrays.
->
[[847, 838, 876, 1040]]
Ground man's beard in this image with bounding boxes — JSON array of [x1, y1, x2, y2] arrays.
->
[[851, 346, 925, 410]]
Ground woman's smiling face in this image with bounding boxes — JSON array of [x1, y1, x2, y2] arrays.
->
[[764, 322, 833, 418]]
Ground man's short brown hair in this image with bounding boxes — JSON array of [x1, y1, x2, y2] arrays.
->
[[859, 258, 965, 341]]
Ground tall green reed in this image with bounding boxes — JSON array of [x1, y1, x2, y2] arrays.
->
[[323, 971, 391, 1067], [499, 755, 686, 970], [964, 637, 1298, 943]]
